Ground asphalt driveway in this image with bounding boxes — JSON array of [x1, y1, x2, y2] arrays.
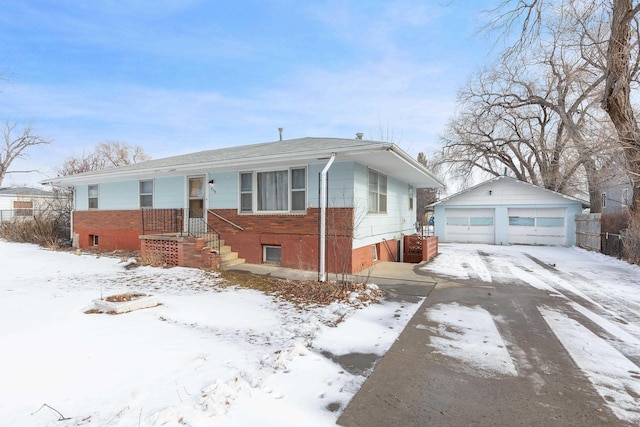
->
[[337, 244, 640, 427]]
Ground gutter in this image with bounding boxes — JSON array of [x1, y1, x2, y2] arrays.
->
[[385, 145, 445, 188], [319, 153, 336, 282]]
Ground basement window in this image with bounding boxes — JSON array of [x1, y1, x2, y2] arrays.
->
[[263, 245, 281, 265], [90, 234, 99, 247]]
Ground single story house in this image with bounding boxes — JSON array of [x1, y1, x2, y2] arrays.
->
[[0, 186, 56, 221], [428, 176, 589, 246], [43, 137, 443, 277]]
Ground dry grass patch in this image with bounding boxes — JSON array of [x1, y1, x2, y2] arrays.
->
[[219, 270, 385, 306]]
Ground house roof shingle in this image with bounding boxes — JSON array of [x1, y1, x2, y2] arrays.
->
[[42, 137, 444, 188]]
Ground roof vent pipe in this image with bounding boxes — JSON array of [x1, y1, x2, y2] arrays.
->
[[278, 127, 283, 141], [356, 132, 363, 140]]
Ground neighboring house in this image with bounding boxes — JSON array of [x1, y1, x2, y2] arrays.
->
[[601, 169, 633, 214], [0, 186, 55, 221], [43, 137, 443, 275], [428, 176, 589, 246]]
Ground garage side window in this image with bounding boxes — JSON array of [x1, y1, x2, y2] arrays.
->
[[88, 184, 99, 209], [470, 217, 493, 226], [509, 216, 535, 226], [446, 217, 468, 226], [537, 217, 564, 227]]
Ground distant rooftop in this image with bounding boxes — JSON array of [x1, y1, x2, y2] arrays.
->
[[0, 186, 54, 197]]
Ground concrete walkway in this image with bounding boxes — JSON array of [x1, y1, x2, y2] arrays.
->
[[226, 260, 450, 298]]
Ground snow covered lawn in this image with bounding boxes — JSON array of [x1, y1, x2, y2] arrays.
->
[[0, 241, 421, 426]]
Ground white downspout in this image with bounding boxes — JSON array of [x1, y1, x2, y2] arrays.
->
[[319, 153, 336, 282]]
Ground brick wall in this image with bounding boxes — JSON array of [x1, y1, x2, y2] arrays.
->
[[422, 236, 439, 262], [72, 207, 399, 275], [210, 208, 357, 273], [74, 210, 143, 250], [140, 235, 220, 269]]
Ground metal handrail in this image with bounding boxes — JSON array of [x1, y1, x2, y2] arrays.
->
[[208, 209, 244, 231]]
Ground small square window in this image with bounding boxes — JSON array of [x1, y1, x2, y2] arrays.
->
[[263, 245, 281, 264], [90, 235, 99, 246]]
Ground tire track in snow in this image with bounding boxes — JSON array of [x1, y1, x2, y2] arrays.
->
[[539, 306, 640, 424]]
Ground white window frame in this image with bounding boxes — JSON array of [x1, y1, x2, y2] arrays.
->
[[238, 167, 307, 214], [139, 179, 153, 208], [623, 188, 629, 206], [368, 169, 387, 213], [88, 184, 99, 209]]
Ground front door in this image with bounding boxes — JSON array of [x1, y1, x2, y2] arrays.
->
[[188, 176, 205, 235]]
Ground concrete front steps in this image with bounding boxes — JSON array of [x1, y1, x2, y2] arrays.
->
[[217, 240, 245, 270]]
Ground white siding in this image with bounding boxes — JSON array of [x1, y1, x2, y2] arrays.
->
[[154, 176, 184, 209], [441, 178, 573, 206], [207, 171, 237, 209], [99, 181, 139, 210], [353, 162, 416, 248], [75, 186, 89, 210]]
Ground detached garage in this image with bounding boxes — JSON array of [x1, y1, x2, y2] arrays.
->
[[429, 176, 589, 246]]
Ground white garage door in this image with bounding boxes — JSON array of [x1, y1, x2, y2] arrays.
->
[[445, 208, 495, 244], [508, 208, 566, 246]]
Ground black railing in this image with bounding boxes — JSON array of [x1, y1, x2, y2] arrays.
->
[[141, 208, 184, 235], [141, 208, 220, 253]]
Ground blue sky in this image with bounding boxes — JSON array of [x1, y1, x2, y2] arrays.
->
[[0, 0, 500, 186]]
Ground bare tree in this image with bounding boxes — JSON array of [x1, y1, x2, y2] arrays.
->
[[57, 141, 150, 176], [0, 121, 50, 186], [435, 53, 616, 210], [487, 0, 640, 210]]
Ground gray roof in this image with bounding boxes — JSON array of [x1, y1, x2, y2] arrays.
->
[[0, 186, 54, 197], [42, 137, 444, 188]]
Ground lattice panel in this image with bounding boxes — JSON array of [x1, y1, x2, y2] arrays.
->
[[405, 236, 423, 254], [143, 239, 179, 266]]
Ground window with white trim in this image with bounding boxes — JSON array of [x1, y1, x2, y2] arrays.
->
[[602, 192, 607, 208], [140, 180, 153, 208], [88, 185, 99, 209], [239, 167, 306, 213], [623, 188, 629, 205], [368, 169, 387, 213], [240, 172, 253, 212]]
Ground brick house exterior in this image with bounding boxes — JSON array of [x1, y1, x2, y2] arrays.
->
[[44, 137, 443, 276]]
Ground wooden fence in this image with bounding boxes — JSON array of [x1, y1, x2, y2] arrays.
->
[[575, 213, 601, 252]]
